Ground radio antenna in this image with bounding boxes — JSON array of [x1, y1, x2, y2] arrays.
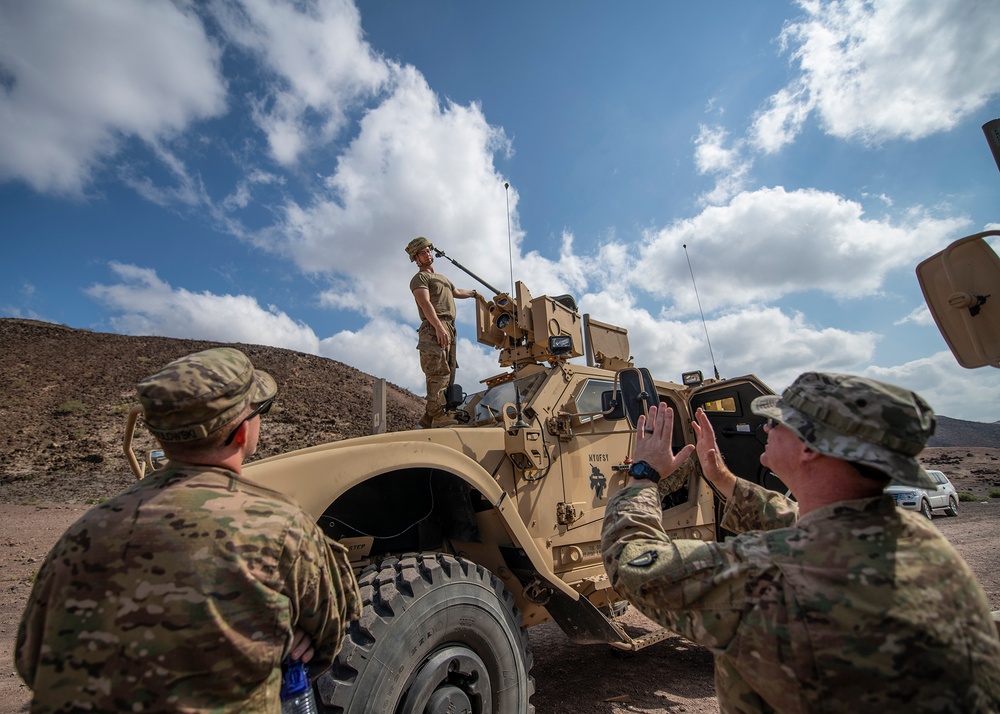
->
[[683, 243, 720, 381], [505, 182, 529, 429], [505, 183, 516, 298]]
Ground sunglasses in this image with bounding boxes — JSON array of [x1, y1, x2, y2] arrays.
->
[[223, 398, 274, 446]]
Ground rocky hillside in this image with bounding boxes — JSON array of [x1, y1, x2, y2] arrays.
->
[[0, 318, 425, 502]]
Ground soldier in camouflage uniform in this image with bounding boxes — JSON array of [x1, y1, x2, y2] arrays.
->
[[406, 236, 478, 428], [602, 372, 1000, 713], [16, 347, 361, 714]]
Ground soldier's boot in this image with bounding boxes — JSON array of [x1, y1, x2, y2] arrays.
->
[[431, 414, 462, 428], [418, 414, 433, 429]]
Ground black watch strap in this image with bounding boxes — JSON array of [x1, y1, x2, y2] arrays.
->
[[628, 460, 660, 484]]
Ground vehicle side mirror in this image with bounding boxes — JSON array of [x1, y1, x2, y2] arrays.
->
[[616, 367, 660, 427], [916, 231, 1000, 369]]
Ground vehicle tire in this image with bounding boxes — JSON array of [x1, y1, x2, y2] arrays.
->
[[317, 552, 535, 714], [945, 496, 959, 517], [919, 499, 933, 520]]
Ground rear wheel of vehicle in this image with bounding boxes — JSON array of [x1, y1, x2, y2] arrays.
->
[[919, 499, 933, 520], [945, 496, 959, 517], [317, 553, 535, 714]]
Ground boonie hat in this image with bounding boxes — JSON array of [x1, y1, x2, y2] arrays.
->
[[405, 236, 433, 261], [751, 372, 936, 488], [137, 347, 277, 443]]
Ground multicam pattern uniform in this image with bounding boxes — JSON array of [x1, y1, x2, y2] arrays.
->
[[17, 463, 361, 714], [601, 478, 1000, 713], [410, 271, 458, 424]]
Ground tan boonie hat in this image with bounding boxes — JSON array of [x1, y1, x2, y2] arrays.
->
[[751, 372, 937, 488], [405, 236, 433, 261], [137, 347, 277, 443]]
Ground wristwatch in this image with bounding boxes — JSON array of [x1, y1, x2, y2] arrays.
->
[[628, 460, 660, 483]]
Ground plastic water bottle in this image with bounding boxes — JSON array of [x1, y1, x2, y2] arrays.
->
[[280, 658, 318, 714]]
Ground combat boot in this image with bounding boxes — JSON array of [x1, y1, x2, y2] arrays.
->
[[431, 415, 462, 428]]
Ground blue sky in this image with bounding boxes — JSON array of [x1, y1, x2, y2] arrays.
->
[[2, 0, 1000, 422]]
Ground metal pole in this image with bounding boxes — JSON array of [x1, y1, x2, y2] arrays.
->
[[372, 378, 387, 435]]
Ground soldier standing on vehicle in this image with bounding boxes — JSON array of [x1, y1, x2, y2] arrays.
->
[[406, 236, 478, 428], [16, 347, 361, 713], [602, 371, 1000, 712]]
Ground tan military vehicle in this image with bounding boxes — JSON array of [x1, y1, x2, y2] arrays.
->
[[125, 280, 776, 714]]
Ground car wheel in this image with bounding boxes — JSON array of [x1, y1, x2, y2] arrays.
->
[[317, 552, 535, 714], [945, 496, 959, 517], [919, 499, 933, 520]]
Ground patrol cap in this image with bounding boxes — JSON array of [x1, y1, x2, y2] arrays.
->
[[137, 347, 277, 443], [751, 372, 936, 488], [405, 236, 433, 261]]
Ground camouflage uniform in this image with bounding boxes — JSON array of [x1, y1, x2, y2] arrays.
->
[[410, 260, 459, 427], [601, 372, 1000, 713], [16, 348, 362, 714]]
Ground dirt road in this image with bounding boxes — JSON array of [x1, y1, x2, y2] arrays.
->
[[3, 501, 998, 714]]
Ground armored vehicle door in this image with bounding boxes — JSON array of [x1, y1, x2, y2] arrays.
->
[[546, 374, 635, 579], [688, 376, 781, 493]]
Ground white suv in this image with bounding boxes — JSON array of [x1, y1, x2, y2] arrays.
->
[[884, 469, 959, 519]]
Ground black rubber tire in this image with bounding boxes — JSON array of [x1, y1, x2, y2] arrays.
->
[[920, 499, 933, 520], [317, 553, 535, 714], [945, 496, 959, 517]]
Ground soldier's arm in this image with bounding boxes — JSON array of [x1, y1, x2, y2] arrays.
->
[[452, 288, 478, 299], [691, 408, 738, 500], [14, 554, 55, 689], [720, 478, 798, 533], [691, 407, 798, 532], [412, 287, 450, 350], [600, 484, 746, 651], [285, 519, 361, 675]]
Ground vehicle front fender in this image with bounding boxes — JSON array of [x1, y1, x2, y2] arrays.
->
[[245, 439, 579, 600]]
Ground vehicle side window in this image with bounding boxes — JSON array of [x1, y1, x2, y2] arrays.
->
[[701, 396, 737, 413], [574, 378, 614, 423]]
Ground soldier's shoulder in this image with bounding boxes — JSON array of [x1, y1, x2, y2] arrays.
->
[[410, 271, 431, 290]]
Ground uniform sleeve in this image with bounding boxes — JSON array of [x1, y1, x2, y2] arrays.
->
[[283, 517, 362, 675], [721, 478, 798, 534], [14, 548, 57, 688], [600, 484, 747, 651]]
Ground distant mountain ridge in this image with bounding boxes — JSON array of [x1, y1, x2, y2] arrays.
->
[[928, 415, 1000, 448]]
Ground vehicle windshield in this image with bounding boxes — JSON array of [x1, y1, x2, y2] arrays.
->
[[474, 373, 546, 422]]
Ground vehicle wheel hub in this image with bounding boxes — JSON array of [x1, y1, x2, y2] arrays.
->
[[401, 646, 490, 714]]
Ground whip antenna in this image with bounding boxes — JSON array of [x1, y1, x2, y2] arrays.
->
[[504, 182, 529, 428], [683, 243, 720, 381], [505, 183, 515, 298]]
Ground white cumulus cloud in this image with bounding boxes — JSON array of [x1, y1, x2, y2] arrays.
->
[[86, 263, 321, 354], [639, 187, 969, 314], [0, 0, 226, 195], [752, 0, 1000, 151]]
